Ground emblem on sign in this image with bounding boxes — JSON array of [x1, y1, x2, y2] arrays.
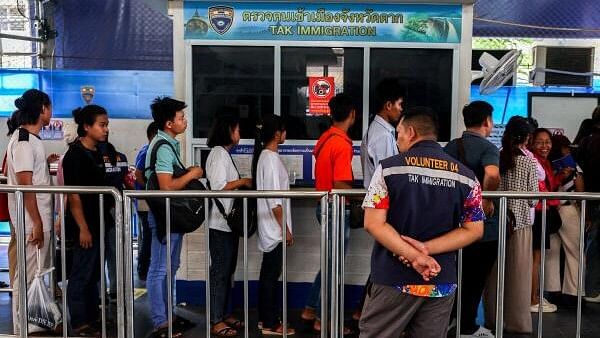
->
[[209, 6, 234, 35]]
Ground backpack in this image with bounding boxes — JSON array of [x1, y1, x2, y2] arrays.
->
[[145, 139, 206, 241], [208, 147, 257, 238]]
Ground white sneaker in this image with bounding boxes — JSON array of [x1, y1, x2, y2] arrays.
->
[[460, 326, 495, 338], [530, 298, 557, 312], [584, 294, 600, 303]]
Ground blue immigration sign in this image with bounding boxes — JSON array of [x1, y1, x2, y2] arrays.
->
[[184, 2, 462, 43]]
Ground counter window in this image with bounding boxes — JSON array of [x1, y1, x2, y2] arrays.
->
[[192, 45, 275, 139], [281, 47, 364, 140], [370, 48, 453, 141]]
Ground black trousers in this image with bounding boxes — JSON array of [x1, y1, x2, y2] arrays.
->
[[68, 238, 101, 328], [258, 243, 283, 328], [137, 211, 151, 280], [459, 240, 498, 334]]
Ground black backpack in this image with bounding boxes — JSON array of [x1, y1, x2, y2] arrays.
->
[[145, 140, 206, 241], [208, 147, 258, 238]]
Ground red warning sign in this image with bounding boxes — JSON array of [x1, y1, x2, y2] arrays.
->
[[308, 76, 335, 115]]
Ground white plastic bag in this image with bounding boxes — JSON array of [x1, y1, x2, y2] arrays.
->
[[26, 251, 62, 333]]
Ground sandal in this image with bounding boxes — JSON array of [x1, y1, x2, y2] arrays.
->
[[211, 323, 237, 337], [262, 323, 296, 336], [149, 326, 183, 338], [173, 316, 196, 332], [224, 317, 244, 330]]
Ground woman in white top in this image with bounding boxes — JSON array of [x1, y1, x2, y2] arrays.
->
[[206, 114, 252, 337], [251, 114, 295, 336]]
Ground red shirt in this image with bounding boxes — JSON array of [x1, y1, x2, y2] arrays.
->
[[534, 153, 560, 209], [313, 126, 354, 191]]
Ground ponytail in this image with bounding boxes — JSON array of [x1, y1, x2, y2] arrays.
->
[[251, 114, 285, 188]]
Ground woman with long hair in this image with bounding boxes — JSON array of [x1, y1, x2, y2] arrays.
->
[[528, 128, 561, 312], [206, 113, 252, 337], [251, 114, 295, 335], [486, 116, 539, 334], [63, 105, 110, 336]]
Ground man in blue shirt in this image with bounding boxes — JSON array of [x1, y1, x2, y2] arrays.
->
[[360, 107, 484, 338], [134, 122, 158, 281], [144, 97, 203, 338], [360, 78, 405, 188]]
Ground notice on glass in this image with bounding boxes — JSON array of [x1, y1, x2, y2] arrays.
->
[[308, 76, 335, 115], [231, 154, 253, 178], [280, 155, 304, 181]]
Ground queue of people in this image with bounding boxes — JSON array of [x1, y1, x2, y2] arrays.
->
[[2, 85, 600, 338]]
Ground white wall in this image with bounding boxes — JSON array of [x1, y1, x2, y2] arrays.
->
[[0, 118, 153, 164]]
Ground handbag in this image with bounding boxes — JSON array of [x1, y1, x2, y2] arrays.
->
[[145, 140, 206, 241], [349, 201, 365, 229], [208, 148, 257, 238]]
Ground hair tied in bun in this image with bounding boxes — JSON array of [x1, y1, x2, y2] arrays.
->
[[14, 97, 26, 110]]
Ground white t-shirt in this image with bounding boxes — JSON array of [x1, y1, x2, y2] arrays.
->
[[6, 129, 53, 234], [206, 146, 239, 232], [256, 149, 292, 253]]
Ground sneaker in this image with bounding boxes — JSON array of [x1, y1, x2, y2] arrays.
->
[[460, 326, 494, 338], [530, 298, 557, 313], [584, 294, 600, 303]]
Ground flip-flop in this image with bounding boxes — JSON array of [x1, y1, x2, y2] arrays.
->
[[211, 325, 237, 337], [224, 317, 244, 329]]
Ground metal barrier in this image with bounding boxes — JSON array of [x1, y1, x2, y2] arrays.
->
[[0, 185, 124, 338], [330, 189, 600, 338], [122, 190, 330, 338]]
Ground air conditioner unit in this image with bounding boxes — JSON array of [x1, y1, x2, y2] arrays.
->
[[472, 49, 517, 85], [531, 46, 594, 87]]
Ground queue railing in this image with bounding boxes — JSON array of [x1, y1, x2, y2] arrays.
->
[[330, 189, 600, 338], [0, 185, 123, 338], [122, 190, 330, 338]]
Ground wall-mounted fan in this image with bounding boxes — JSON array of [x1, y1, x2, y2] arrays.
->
[[472, 50, 521, 123]]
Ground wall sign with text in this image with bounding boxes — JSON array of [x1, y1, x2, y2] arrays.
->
[[184, 2, 462, 43]]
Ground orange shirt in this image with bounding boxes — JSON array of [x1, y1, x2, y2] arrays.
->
[[313, 126, 354, 191]]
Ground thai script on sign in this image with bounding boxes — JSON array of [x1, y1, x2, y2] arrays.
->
[[241, 8, 403, 24]]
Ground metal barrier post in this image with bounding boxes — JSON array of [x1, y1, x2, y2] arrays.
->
[[243, 198, 249, 338], [495, 196, 508, 338], [576, 200, 586, 338], [340, 196, 346, 338], [15, 190, 28, 338], [320, 195, 329, 338], [99, 195, 107, 338], [166, 198, 173, 338], [113, 190, 125, 338], [282, 199, 288, 338], [330, 193, 339, 338], [537, 200, 547, 338], [204, 198, 211, 338], [123, 195, 135, 338], [59, 194, 68, 338], [456, 247, 463, 338]]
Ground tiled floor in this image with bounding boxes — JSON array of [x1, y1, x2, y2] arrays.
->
[[1, 243, 600, 337]]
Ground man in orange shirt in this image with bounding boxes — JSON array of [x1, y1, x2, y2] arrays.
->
[[302, 93, 356, 334]]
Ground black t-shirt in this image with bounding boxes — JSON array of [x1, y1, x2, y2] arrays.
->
[[444, 131, 499, 183], [63, 141, 111, 240]]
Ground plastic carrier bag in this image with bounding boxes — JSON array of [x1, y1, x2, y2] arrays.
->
[[27, 250, 62, 333]]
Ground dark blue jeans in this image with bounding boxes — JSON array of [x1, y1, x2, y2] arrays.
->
[[259, 243, 283, 328], [68, 237, 100, 328], [209, 229, 239, 324], [305, 202, 350, 319]]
